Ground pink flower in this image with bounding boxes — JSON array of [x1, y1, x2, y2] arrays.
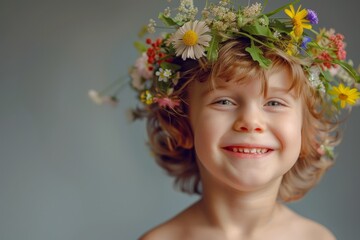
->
[[135, 52, 153, 79], [153, 97, 180, 108], [337, 48, 346, 60], [329, 33, 347, 60]]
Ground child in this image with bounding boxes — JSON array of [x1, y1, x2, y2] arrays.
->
[[90, 1, 360, 239], [140, 39, 338, 240]]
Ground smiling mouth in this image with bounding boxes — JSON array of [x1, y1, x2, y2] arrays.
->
[[224, 147, 272, 154]]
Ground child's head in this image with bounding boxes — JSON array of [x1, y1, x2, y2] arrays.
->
[[145, 38, 337, 202], [87, 1, 359, 202]]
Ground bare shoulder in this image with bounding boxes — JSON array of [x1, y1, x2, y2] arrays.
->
[[139, 202, 201, 240], [279, 205, 336, 240], [139, 221, 180, 240]]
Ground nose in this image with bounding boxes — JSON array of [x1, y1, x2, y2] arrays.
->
[[233, 104, 265, 133]]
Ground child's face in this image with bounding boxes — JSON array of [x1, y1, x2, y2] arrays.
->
[[188, 67, 303, 192]]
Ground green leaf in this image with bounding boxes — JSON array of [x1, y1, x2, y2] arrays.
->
[[242, 21, 272, 37], [133, 41, 147, 53], [206, 32, 221, 62], [321, 70, 334, 89], [158, 13, 178, 27], [137, 26, 148, 38], [160, 62, 181, 72], [237, 9, 243, 27], [269, 19, 291, 33], [262, 0, 269, 11], [245, 40, 272, 68], [265, 0, 300, 17], [334, 60, 360, 83]]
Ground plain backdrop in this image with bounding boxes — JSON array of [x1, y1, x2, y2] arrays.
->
[[1, 0, 359, 239]]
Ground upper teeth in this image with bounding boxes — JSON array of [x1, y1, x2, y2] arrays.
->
[[232, 148, 269, 154]]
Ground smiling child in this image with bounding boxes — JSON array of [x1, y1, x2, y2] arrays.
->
[[140, 37, 339, 240], [90, 1, 360, 239]]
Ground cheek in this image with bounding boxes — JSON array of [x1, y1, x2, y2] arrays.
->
[[191, 111, 231, 161], [192, 114, 219, 150], [270, 110, 302, 156], [280, 114, 302, 156]]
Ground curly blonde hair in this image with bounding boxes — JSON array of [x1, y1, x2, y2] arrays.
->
[[142, 38, 340, 202]]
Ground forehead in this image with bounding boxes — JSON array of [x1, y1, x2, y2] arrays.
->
[[205, 64, 297, 95]]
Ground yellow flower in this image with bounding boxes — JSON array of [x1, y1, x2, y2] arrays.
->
[[284, 5, 312, 37], [140, 90, 153, 105], [286, 41, 298, 56], [329, 84, 360, 108]]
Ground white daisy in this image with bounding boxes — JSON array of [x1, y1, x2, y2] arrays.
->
[[172, 20, 211, 60]]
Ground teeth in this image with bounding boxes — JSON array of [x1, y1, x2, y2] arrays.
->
[[231, 147, 269, 154]]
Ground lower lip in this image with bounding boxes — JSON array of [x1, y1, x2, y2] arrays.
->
[[222, 148, 273, 159]]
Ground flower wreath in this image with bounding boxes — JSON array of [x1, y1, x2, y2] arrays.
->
[[89, 0, 360, 156]]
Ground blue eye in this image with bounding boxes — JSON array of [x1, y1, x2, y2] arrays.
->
[[265, 100, 284, 107]]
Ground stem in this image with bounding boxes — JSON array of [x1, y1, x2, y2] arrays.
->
[[238, 31, 273, 49], [99, 75, 128, 96]]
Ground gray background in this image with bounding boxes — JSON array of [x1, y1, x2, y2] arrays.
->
[[1, 0, 359, 239]]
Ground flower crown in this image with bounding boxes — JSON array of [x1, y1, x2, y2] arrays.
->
[[89, 0, 360, 112]]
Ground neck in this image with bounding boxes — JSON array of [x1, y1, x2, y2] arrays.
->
[[197, 168, 282, 238]]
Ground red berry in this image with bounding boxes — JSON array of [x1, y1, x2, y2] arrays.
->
[[156, 38, 162, 46]]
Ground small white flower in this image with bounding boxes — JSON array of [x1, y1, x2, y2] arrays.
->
[[243, 3, 262, 18], [88, 90, 104, 105], [202, 8, 210, 18], [258, 17, 268, 26], [147, 19, 156, 34], [224, 12, 236, 23], [156, 68, 172, 82], [213, 20, 227, 31], [308, 66, 325, 93], [176, 0, 198, 22], [172, 20, 211, 60], [273, 30, 281, 39], [219, 0, 230, 7], [163, 7, 171, 18]]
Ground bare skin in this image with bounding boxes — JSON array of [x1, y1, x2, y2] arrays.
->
[[140, 164, 335, 240], [139, 199, 335, 240]]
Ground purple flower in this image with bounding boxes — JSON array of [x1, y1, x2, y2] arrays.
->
[[301, 36, 311, 48], [300, 36, 312, 55], [306, 9, 319, 24]]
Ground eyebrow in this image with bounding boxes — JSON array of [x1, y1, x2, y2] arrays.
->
[[200, 85, 297, 100]]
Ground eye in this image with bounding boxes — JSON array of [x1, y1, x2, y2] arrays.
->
[[265, 100, 284, 107], [214, 99, 234, 106]]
